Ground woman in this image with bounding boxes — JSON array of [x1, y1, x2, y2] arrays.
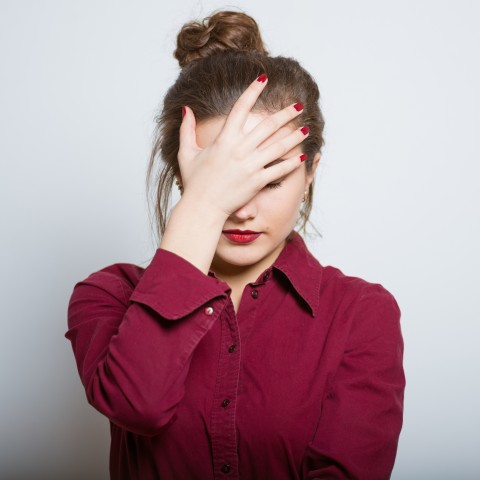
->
[[66, 10, 405, 480]]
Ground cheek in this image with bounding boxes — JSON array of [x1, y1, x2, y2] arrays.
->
[[264, 190, 302, 225]]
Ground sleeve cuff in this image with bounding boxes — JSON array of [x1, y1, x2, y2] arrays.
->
[[130, 248, 231, 320]]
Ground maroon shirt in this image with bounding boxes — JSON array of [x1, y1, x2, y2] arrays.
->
[[66, 231, 405, 480]]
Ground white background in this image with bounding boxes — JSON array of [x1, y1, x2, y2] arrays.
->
[[1, 1, 479, 479]]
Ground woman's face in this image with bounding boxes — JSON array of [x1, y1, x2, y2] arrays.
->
[[194, 112, 320, 281]]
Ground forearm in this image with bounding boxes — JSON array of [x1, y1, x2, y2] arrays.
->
[[83, 299, 222, 435], [160, 193, 228, 275]]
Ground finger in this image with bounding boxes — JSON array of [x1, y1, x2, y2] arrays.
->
[[178, 106, 199, 159], [259, 152, 308, 186], [241, 102, 304, 153], [258, 126, 310, 167], [219, 74, 268, 137]]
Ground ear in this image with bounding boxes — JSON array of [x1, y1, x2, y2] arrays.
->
[[305, 152, 321, 189]]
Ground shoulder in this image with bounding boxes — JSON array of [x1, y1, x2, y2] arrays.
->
[[70, 261, 147, 306], [318, 263, 401, 329], [323, 264, 398, 304], [286, 233, 399, 320]]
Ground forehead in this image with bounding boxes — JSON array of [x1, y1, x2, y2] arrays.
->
[[195, 112, 297, 153]]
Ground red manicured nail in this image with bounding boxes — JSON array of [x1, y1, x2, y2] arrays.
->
[[257, 73, 268, 83], [300, 153, 308, 162], [300, 126, 310, 135], [293, 102, 304, 112], [182, 106, 186, 117]]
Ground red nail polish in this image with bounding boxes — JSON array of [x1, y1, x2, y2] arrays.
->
[[182, 106, 186, 117], [300, 126, 310, 135], [300, 153, 308, 162], [257, 73, 268, 83], [293, 102, 304, 112]]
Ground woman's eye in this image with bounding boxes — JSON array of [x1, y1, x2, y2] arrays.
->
[[265, 182, 283, 190]]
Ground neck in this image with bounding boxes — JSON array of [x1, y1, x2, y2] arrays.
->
[[210, 261, 259, 289], [210, 238, 289, 287]]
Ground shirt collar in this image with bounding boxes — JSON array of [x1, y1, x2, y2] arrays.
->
[[271, 231, 323, 318]]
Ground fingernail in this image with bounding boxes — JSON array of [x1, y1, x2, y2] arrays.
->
[[300, 126, 310, 135], [257, 73, 268, 83], [182, 106, 186, 117], [293, 102, 304, 112], [300, 154, 308, 162]]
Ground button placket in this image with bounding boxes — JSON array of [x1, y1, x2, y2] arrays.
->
[[221, 463, 232, 474], [210, 303, 241, 479]]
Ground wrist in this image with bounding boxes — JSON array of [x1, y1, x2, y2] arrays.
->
[[177, 192, 229, 226], [159, 194, 228, 275]]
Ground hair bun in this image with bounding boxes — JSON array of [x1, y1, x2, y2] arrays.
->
[[174, 10, 268, 68]]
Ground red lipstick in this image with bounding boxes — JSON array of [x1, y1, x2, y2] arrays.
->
[[222, 229, 262, 244]]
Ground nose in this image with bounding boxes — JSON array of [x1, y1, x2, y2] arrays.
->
[[229, 197, 258, 222]]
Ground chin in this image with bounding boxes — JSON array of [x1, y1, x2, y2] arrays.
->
[[217, 251, 264, 266]]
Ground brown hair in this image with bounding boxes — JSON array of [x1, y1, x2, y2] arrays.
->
[[147, 10, 325, 242]]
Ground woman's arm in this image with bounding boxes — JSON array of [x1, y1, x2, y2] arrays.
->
[[301, 285, 405, 480], [66, 249, 231, 437], [66, 75, 307, 437]]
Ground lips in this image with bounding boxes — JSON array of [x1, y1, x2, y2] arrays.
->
[[222, 230, 262, 244]]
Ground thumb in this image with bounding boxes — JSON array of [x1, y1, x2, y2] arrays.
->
[[178, 105, 199, 158]]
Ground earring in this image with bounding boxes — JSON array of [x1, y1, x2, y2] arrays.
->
[[302, 190, 308, 202], [175, 178, 184, 195]]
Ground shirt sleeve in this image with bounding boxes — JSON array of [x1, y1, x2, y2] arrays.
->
[[65, 248, 231, 437], [302, 285, 405, 480]]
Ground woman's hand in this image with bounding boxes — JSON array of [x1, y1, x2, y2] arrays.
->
[[177, 74, 309, 218]]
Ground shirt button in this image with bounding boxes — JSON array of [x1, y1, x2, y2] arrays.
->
[[251, 289, 259, 299], [204, 306, 214, 315], [221, 463, 232, 474], [221, 399, 231, 408], [228, 344, 236, 353]]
